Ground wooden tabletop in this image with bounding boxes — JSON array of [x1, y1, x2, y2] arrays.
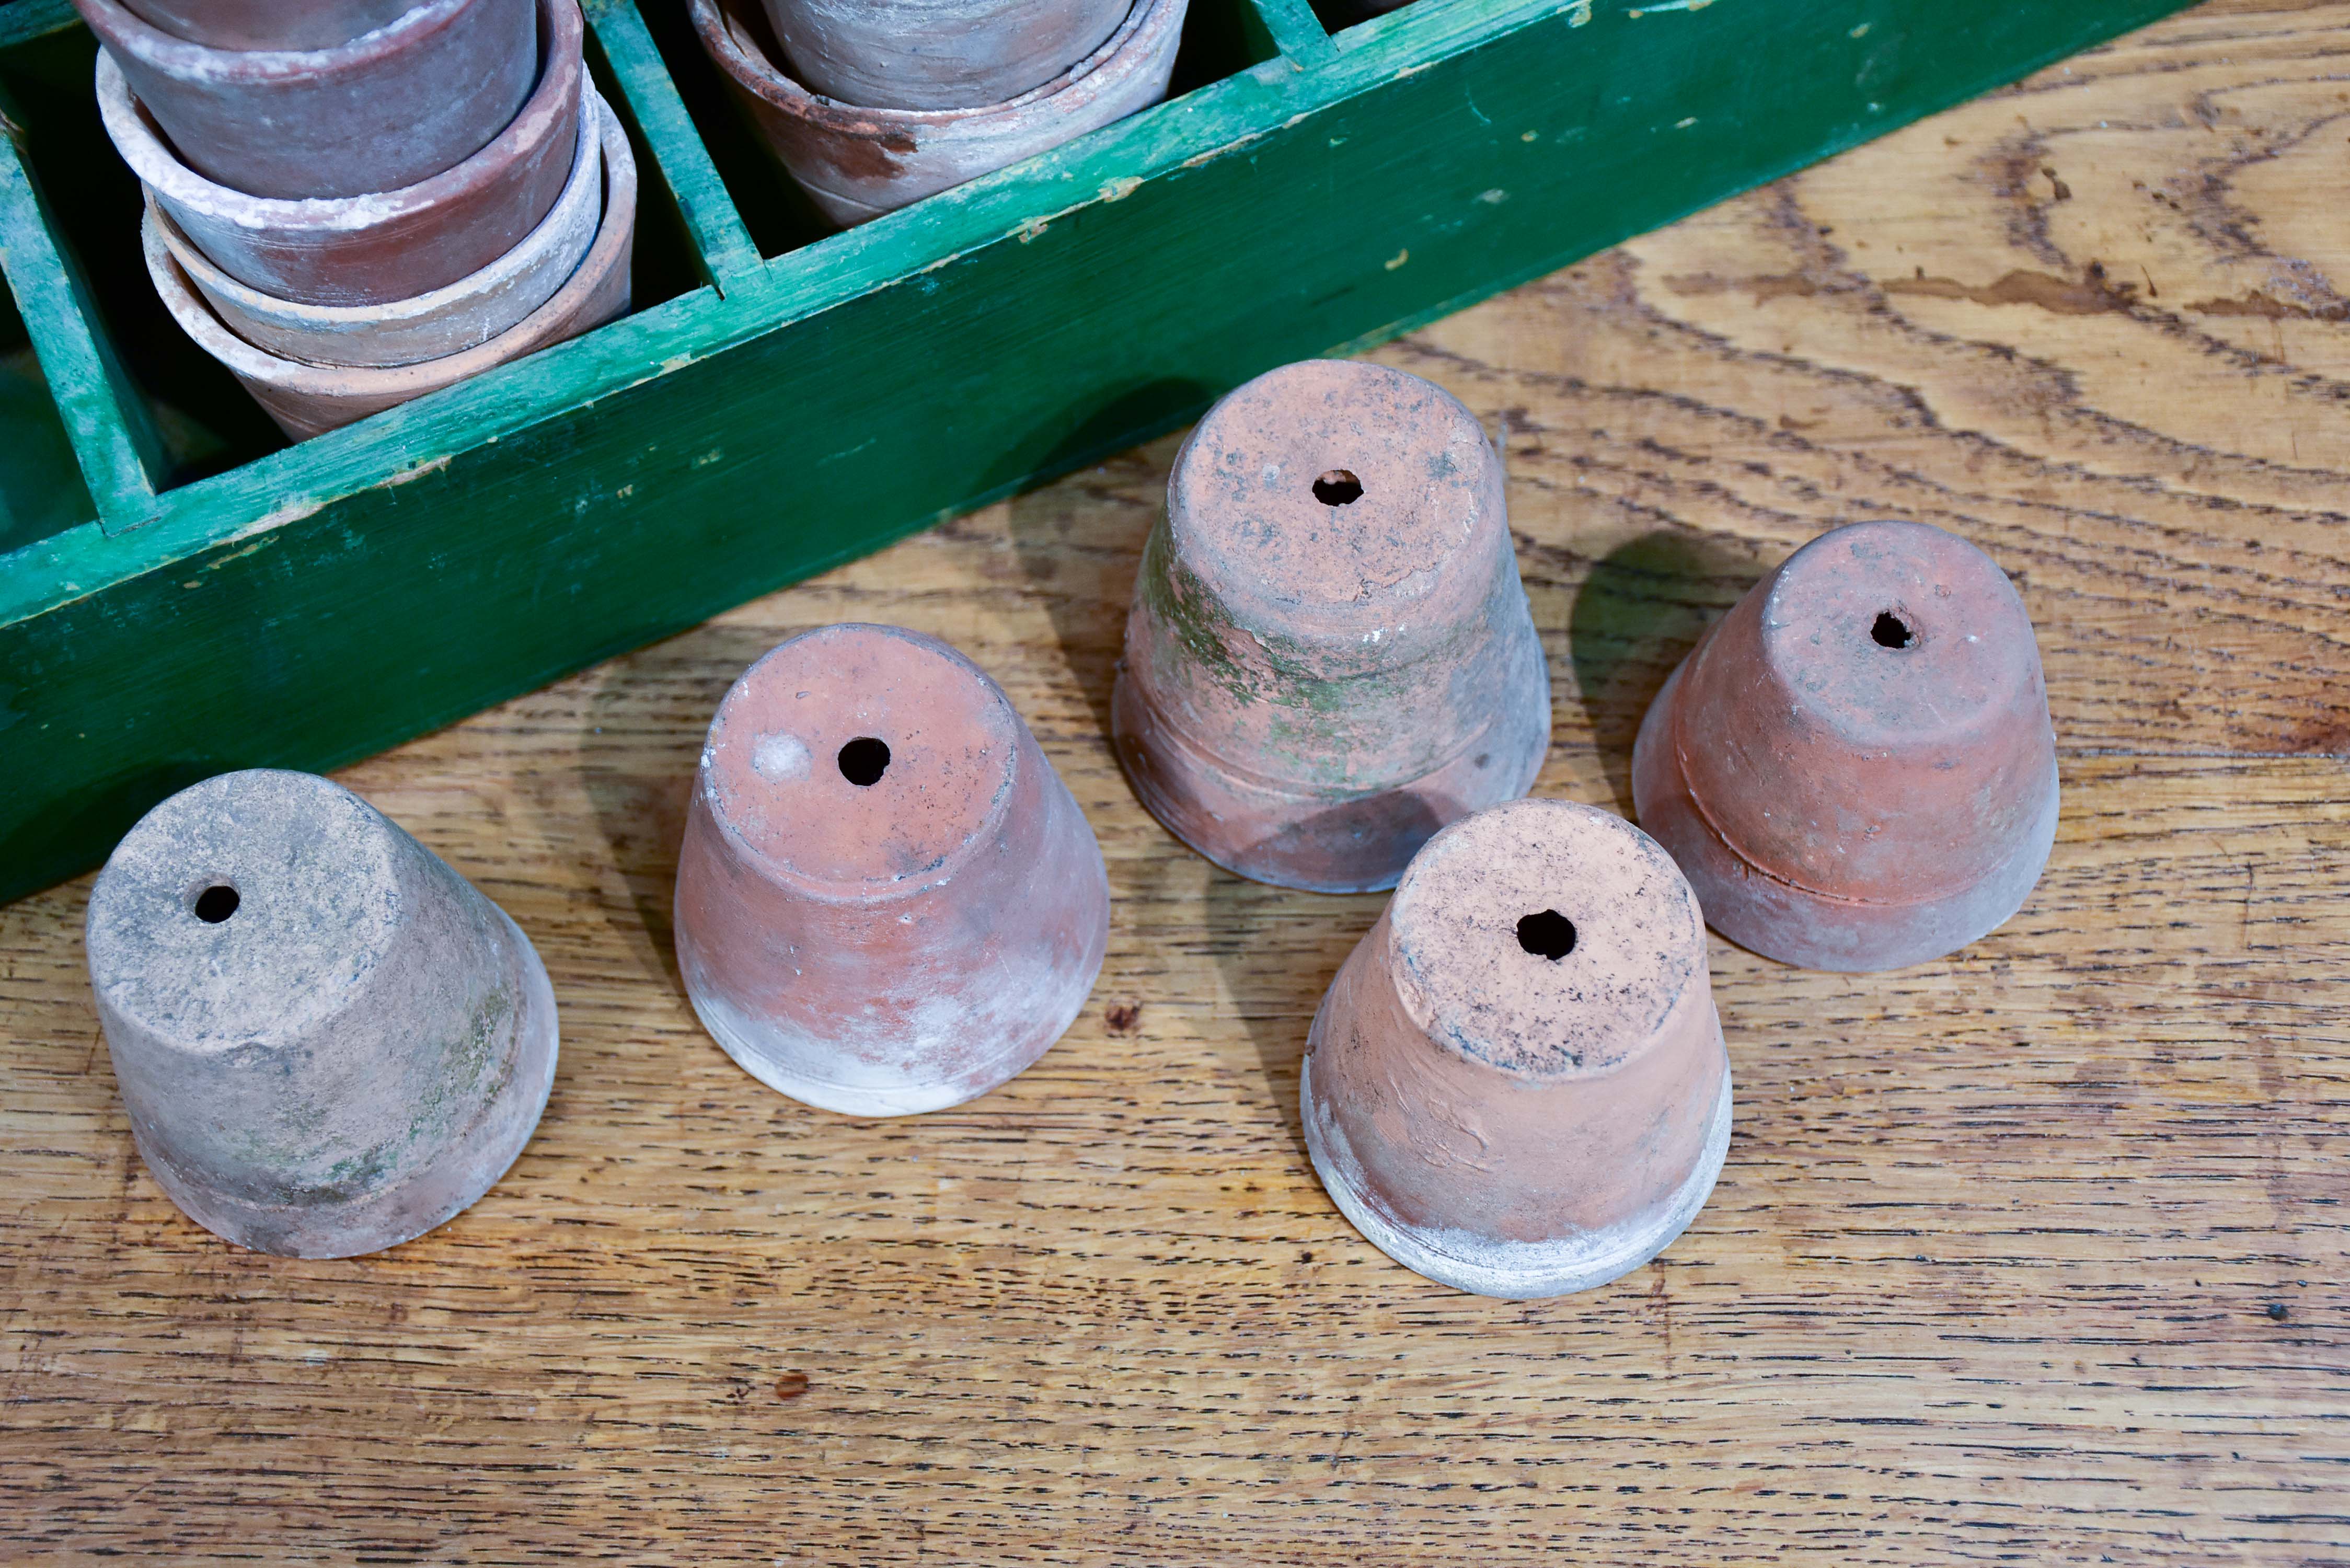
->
[[5, 2, 2347, 1559]]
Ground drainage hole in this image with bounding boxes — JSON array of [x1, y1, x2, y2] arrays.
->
[[1516, 909, 1575, 961], [837, 736, 891, 787], [1871, 610, 1916, 649], [1313, 469, 1364, 506], [193, 885, 240, 924]]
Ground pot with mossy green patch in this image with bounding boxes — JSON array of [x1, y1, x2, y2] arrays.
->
[[1112, 359, 1552, 894]]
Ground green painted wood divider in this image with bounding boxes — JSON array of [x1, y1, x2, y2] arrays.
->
[[0, 0, 2190, 902]]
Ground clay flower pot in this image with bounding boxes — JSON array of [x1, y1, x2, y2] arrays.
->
[[760, 0, 1130, 110], [1631, 519, 2059, 972], [150, 83, 604, 369], [1111, 359, 1551, 894], [118, 0, 421, 51], [84, 770, 559, 1259], [77, 0, 536, 199], [142, 83, 633, 438], [96, 0, 582, 306], [1302, 798, 1732, 1298], [674, 623, 1110, 1116], [692, 0, 1185, 225]]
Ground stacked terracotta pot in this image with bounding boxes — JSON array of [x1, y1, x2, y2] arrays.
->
[[692, 0, 1188, 224], [83, 0, 636, 439]]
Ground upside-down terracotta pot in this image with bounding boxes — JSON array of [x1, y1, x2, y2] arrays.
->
[[1112, 359, 1551, 894], [692, 0, 1184, 225], [142, 83, 632, 438], [1303, 798, 1732, 1298], [118, 0, 420, 51], [675, 624, 1110, 1116], [761, 0, 1130, 110], [151, 82, 605, 369], [96, 0, 581, 306], [84, 770, 559, 1259], [77, 0, 536, 199], [1631, 518, 2059, 972]]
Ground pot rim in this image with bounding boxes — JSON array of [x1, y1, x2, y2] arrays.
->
[[152, 88, 606, 336], [143, 84, 633, 400], [78, 0, 474, 86], [690, 0, 1167, 136], [96, 0, 581, 233]]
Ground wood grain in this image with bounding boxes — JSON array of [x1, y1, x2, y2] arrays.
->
[[3, 3, 2346, 1560]]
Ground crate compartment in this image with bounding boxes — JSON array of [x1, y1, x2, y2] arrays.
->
[[0, 0, 2198, 904], [0, 274, 92, 554]]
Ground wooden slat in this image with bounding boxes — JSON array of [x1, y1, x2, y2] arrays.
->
[[0, 79, 164, 532], [1242, 0, 1337, 67], [583, 0, 764, 289]]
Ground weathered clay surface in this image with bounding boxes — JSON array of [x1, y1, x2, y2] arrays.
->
[[674, 624, 1110, 1116], [693, 0, 1183, 225], [1301, 797, 1731, 1298], [154, 84, 604, 370], [761, 0, 1129, 111], [143, 84, 632, 439], [1631, 519, 2059, 972], [118, 0, 421, 51], [1112, 359, 1552, 894], [98, 0, 581, 307], [78, 0, 535, 200], [84, 770, 559, 1259]]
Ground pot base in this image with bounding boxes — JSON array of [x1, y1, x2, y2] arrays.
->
[[1304, 1052, 1732, 1299]]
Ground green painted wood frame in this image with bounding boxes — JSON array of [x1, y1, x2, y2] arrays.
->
[[0, 0, 2190, 903]]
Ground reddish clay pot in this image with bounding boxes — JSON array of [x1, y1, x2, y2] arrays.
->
[[84, 770, 559, 1259], [142, 83, 632, 439], [1111, 359, 1551, 894], [760, 0, 1130, 111], [151, 79, 605, 370], [692, 0, 1184, 225], [674, 624, 1110, 1116], [77, 0, 536, 199], [118, 0, 421, 51], [1302, 798, 1732, 1298], [97, 0, 581, 306], [1631, 519, 2059, 972]]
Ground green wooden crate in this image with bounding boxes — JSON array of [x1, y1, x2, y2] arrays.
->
[[0, 0, 2187, 904]]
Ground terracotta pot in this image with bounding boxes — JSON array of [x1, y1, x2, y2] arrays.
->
[[117, 0, 428, 53], [97, 0, 582, 307], [84, 770, 559, 1259], [1631, 519, 2059, 972], [142, 83, 633, 439], [77, 0, 536, 199], [1111, 359, 1551, 894], [119, 0, 426, 53], [692, 0, 1184, 225], [151, 85, 605, 369], [674, 624, 1110, 1116], [759, 0, 1130, 111], [1302, 798, 1732, 1298]]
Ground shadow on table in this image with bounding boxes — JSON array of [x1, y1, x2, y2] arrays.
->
[[579, 620, 787, 1000], [999, 378, 1205, 743], [1202, 864, 1383, 1171], [1567, 528, 1764, 815]]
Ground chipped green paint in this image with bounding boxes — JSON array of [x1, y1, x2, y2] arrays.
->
[[0, 0, 2193, 903]]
